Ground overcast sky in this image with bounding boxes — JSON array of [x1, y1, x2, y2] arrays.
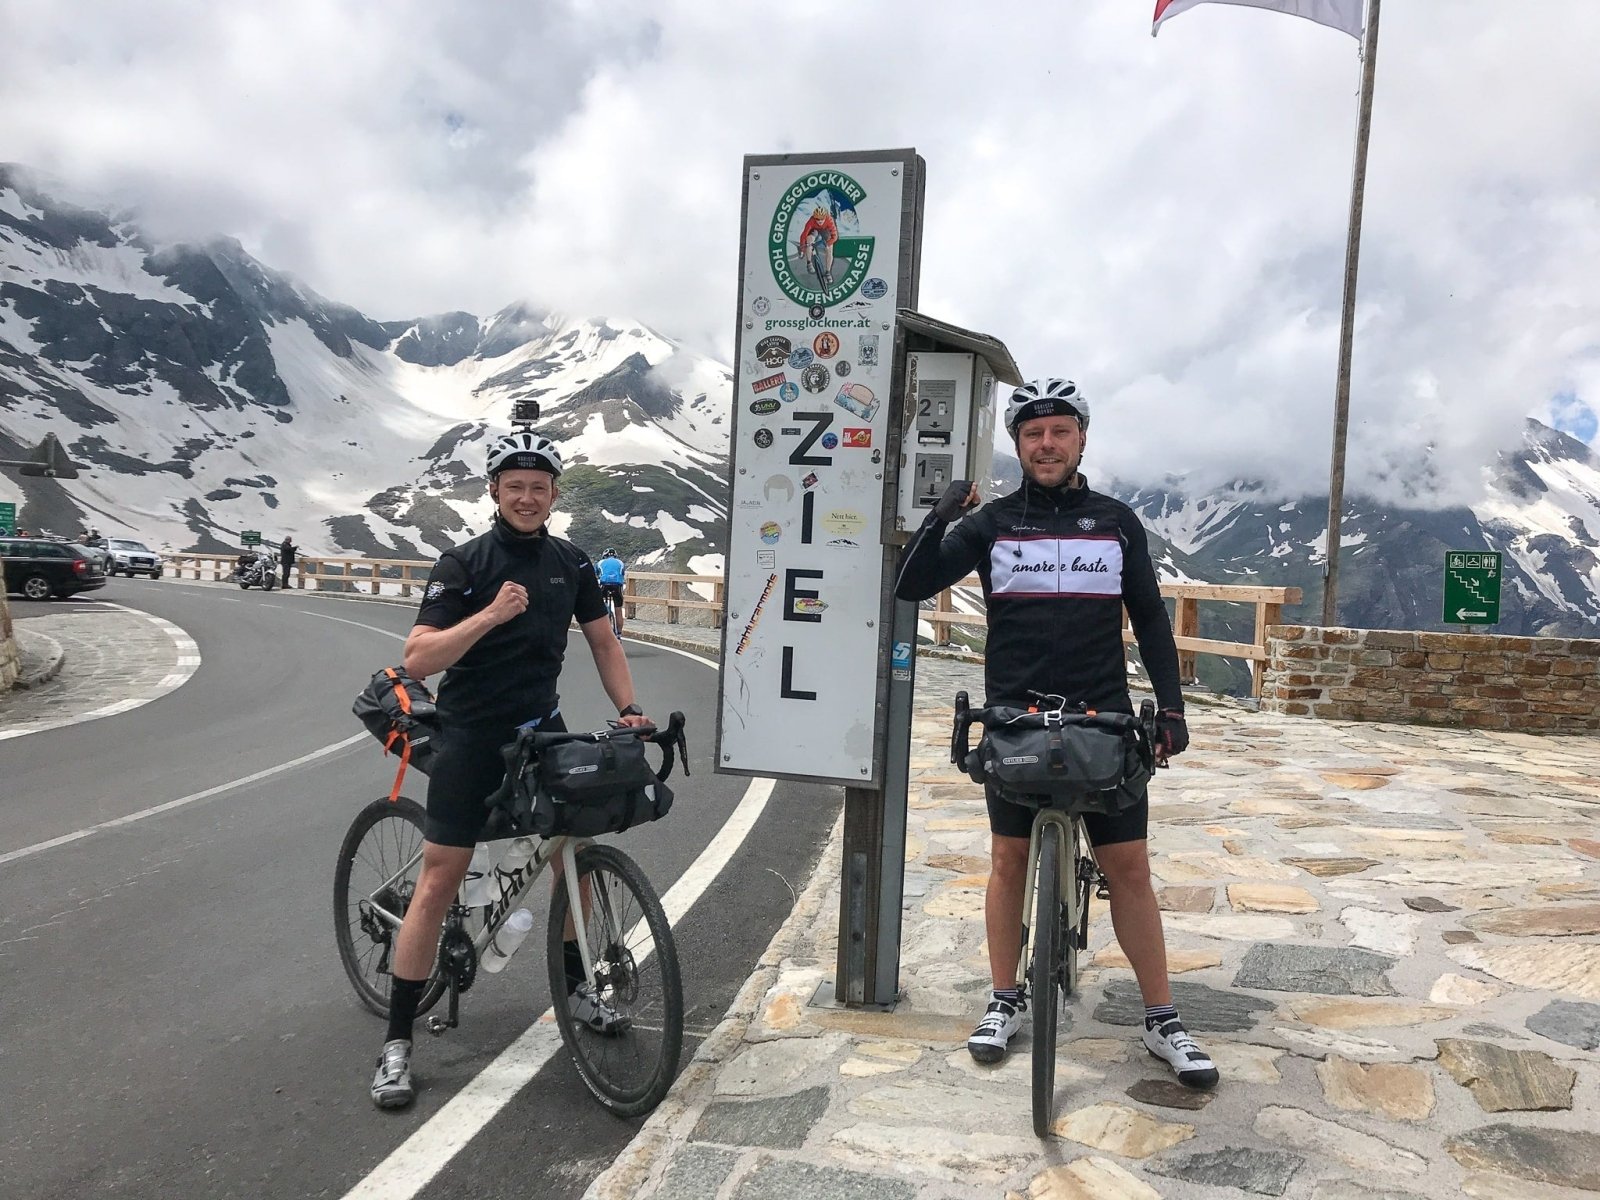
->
[[4, 0, 1598, 503]]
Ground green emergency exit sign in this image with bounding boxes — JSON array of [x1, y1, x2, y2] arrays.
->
[[1443, 550, 1501, 625]]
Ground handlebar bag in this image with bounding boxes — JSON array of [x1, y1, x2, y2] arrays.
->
[[513, 734, 674, 838], [977, 714, 1139, 798], [352, 667, 441, 775]]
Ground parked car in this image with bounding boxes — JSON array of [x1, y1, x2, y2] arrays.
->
[[105, 537, 164, 578], [1, 537, 108, 600]]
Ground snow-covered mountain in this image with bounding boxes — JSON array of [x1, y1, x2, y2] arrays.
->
[[989, 421, 1600, 690], [0, 164, 731, 569]]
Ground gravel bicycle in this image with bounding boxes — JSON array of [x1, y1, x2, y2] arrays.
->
[[333, 714, 688, 1116], [952, 692, 1160, 1136]]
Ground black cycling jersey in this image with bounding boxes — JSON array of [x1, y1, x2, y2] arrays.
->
[[895, 474, 1183, 714], [415, 515, 608, 727]]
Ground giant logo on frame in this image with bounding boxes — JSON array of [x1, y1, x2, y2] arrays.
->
[[767, 170, 877, 312]]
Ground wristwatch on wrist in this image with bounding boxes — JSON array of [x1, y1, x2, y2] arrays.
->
[[618, 703, 643, 718]]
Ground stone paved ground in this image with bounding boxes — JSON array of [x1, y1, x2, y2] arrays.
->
[[601, 622, 1600, 1200], [0, 603, 193, 739]]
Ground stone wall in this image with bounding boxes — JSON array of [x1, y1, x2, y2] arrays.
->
[[0, 560, 17, 689], [1261, 625, 1600, 734]]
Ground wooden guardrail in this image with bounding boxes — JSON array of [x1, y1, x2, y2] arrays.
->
[[931, 578, 1302, 696], [161, 554, 1295, 693], [162, 555, 727, 626]]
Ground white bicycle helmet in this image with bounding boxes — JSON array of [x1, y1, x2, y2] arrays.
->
[[486, 431, 563, 478], [1004, 379, 1089, 437]]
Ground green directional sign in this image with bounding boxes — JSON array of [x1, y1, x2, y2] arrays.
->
[[0, 501, 15, 536], [241, 530, 262, 547], [1443, 550, 1502, 625]]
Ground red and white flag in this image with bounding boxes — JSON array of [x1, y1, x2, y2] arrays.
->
[[1152, 0, 1364, 39]]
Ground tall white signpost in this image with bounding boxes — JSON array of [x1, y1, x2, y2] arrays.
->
[[717, 150, 925, 1005]]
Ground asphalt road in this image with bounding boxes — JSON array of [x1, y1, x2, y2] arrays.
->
[[0, 580, 841, 1200]]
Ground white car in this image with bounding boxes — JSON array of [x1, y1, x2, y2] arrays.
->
[[106, 538, 164, 578]]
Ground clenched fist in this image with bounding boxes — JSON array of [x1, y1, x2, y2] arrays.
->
[[483, 580, 529, 626]]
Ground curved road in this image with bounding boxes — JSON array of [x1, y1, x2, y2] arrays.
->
[[0, 581, 840, 1200]]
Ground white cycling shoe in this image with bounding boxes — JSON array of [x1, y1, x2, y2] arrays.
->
[[967, 995, 1024, 1064], [370, 1038, 416, 1109], [1143, 1018, 1220, 1089]]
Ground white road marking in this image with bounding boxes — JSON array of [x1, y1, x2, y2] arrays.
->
[[342, 644, 776, 1200], [0, 733, 371, 866], [0, 603, 202, 742]]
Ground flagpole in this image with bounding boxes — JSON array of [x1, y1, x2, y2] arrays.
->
[[1321, 0, 1381, 627]]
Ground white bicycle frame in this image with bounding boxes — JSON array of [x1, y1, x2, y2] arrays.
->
[[361, 834, 607, 985]]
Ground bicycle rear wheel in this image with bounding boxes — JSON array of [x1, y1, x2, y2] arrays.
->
[[609, 597, 623, 639], [333, 797, 449, 1018], [546, 843, 683, 1117], [1031, 823, 1063, 1138]]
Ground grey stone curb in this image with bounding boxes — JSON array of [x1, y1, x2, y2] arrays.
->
[[583, 816, 845, 1200], [12, 627, 65, 690]]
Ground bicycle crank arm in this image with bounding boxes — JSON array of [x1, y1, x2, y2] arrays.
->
[[426, 977, 464, 1036]]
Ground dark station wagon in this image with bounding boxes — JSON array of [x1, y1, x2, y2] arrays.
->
[[0, 537, 109, 600]]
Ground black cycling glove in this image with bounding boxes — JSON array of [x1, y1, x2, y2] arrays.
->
[[932, 480, 976, 523], [1156, 709, 1189, 757]]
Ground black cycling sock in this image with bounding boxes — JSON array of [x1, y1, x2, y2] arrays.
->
[[387, 975, 428, 1043], [564, 940, 585, 995], [993, 987, 1022, 1007]]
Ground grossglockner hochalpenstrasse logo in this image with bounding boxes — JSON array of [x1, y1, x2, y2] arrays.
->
[[769, 170, 875, 313]]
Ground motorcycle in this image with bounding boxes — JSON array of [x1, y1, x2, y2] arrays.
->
[[234, 549, 279, 590]]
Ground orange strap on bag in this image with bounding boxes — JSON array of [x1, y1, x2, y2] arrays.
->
[[382, 728, 412, 803]]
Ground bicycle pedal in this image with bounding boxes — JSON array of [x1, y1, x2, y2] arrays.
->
[[425, 1015, 450, 1038]]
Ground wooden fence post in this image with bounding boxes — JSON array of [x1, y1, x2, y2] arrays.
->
[[712, 579, 725, 630], [1175, 596, 1199, 683], [667, 578, 681, 625], [934, 588, 953, 646], [624, 576, 636, 620], [1253, 601, 1281, 698]]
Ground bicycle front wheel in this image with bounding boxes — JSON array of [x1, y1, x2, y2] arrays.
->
[[333, 797, 449, 1018], [546, 843, 684, 1117], [1031, 823, 1063, 1138]]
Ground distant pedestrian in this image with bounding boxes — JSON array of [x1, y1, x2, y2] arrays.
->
[[280, 536, 297, 589]]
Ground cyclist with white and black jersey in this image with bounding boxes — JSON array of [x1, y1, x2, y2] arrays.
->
[[895, 378, 1218, 1090], [369, 431, 653, 1109]]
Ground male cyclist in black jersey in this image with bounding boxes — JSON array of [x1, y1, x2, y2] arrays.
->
[[895, 378, 1217, 1090], [370, 431, 653, 1109]]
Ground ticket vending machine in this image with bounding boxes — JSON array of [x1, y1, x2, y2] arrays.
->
[[891, 312, 1016, 538]]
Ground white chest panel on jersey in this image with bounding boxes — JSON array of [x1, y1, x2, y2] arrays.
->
[[990, 534, 1124, 598]]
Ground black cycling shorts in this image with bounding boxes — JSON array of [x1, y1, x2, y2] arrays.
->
[[600, 582, 624, 606], [424, 712, 567, 847], [984, 777, 1149, 848]]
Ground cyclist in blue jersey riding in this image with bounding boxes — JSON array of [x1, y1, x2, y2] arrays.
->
[[895, 378, 1218, 1090], [595, 547, 627, 636], [369, 431, 653, 1110]]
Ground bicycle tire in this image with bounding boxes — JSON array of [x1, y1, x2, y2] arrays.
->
[[333, 797, 449, 1018], [546, 843, 683, 1117], [1031, 823, 1063, 1138], [610, 597, 623, 640]]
